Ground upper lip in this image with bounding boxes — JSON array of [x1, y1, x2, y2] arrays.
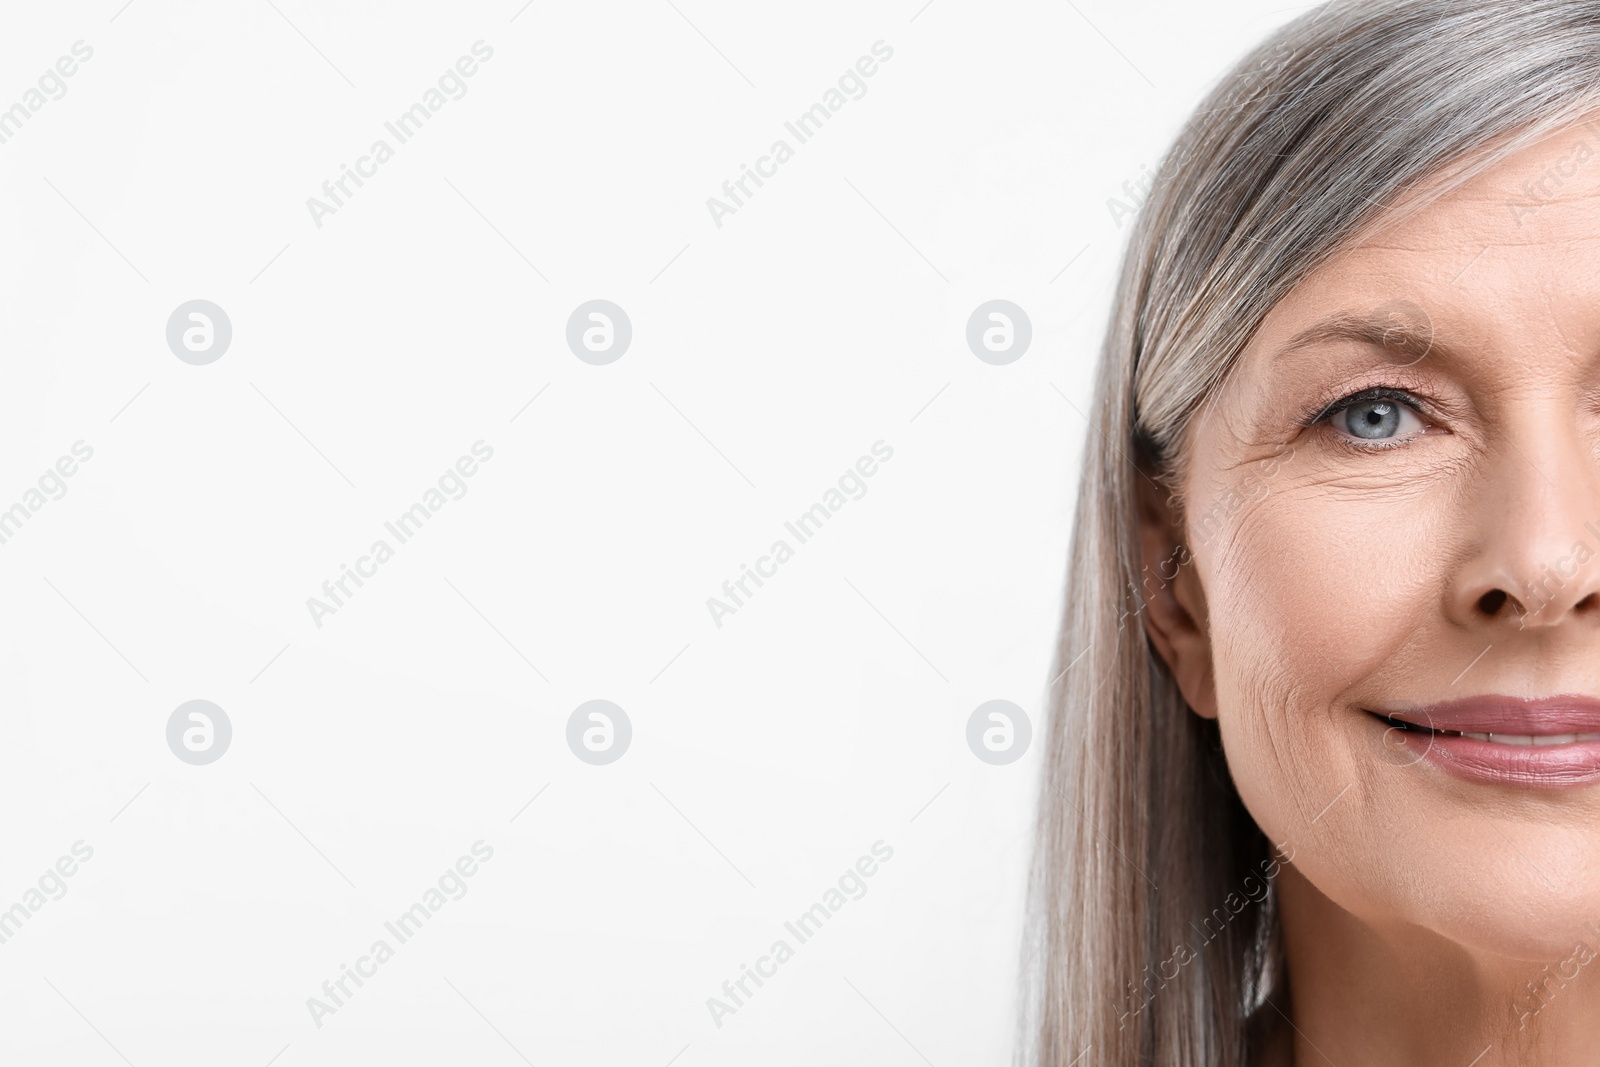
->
[[1376, 694, 1600, 735]]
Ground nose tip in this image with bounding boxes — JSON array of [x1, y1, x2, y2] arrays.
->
[[1450, 429, 1600, 631]]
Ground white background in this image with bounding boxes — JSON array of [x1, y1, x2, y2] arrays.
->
[[0, 1, 1302, 1063]]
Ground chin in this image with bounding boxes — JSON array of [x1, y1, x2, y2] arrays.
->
[[1387, 812, 1600, 962]]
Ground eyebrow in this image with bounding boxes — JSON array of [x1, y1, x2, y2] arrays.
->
[[1277, 311, 1455, 367]]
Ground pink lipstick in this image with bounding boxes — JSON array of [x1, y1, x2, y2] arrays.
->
[[1371, 694, 1600, 787]]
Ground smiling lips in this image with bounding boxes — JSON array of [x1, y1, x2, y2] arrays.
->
[[1374, 694, 1600, 786]]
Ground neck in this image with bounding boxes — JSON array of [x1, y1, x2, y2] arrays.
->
[[1272, 865, 1600, 1066]]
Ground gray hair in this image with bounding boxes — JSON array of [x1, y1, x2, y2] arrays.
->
[[1024, 1, 1600, 1063]]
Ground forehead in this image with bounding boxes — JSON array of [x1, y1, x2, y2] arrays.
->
[[1371, 122, 1600, 251], [1252, 121, 1600, 360]]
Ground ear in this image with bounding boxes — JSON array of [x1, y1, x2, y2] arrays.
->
[[1133, 473, 1218, 719]]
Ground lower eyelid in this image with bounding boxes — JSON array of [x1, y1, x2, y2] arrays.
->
[[1329, 431, 1417, 451]]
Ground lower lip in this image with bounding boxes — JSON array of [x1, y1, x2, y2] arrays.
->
[[1380, 720, 1600, 787]]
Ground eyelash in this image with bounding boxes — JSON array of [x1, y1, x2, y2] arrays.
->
[[1297, 386, 1432, 447]]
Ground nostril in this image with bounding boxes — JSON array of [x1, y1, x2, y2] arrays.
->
[[1478, 589, 1508, 616]]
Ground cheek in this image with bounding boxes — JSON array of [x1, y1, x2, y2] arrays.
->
[[1188, 465, 1600, 955], [1195, 477, 1450, 832], [1208, 479, 1448, 691]]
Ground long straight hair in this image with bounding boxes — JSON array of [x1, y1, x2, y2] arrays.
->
[[1024, 3, 1600, 1063]]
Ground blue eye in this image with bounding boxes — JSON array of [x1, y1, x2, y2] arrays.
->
[[1326, 391, 1427, 442]]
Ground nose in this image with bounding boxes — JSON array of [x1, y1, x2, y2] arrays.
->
[[1449, 423, 1600, 629]]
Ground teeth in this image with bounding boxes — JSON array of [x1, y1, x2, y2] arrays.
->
[[1455, 732, 1600, 746]]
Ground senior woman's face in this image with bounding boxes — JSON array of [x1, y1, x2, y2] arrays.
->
[[1150, 120, 1600, 958]]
